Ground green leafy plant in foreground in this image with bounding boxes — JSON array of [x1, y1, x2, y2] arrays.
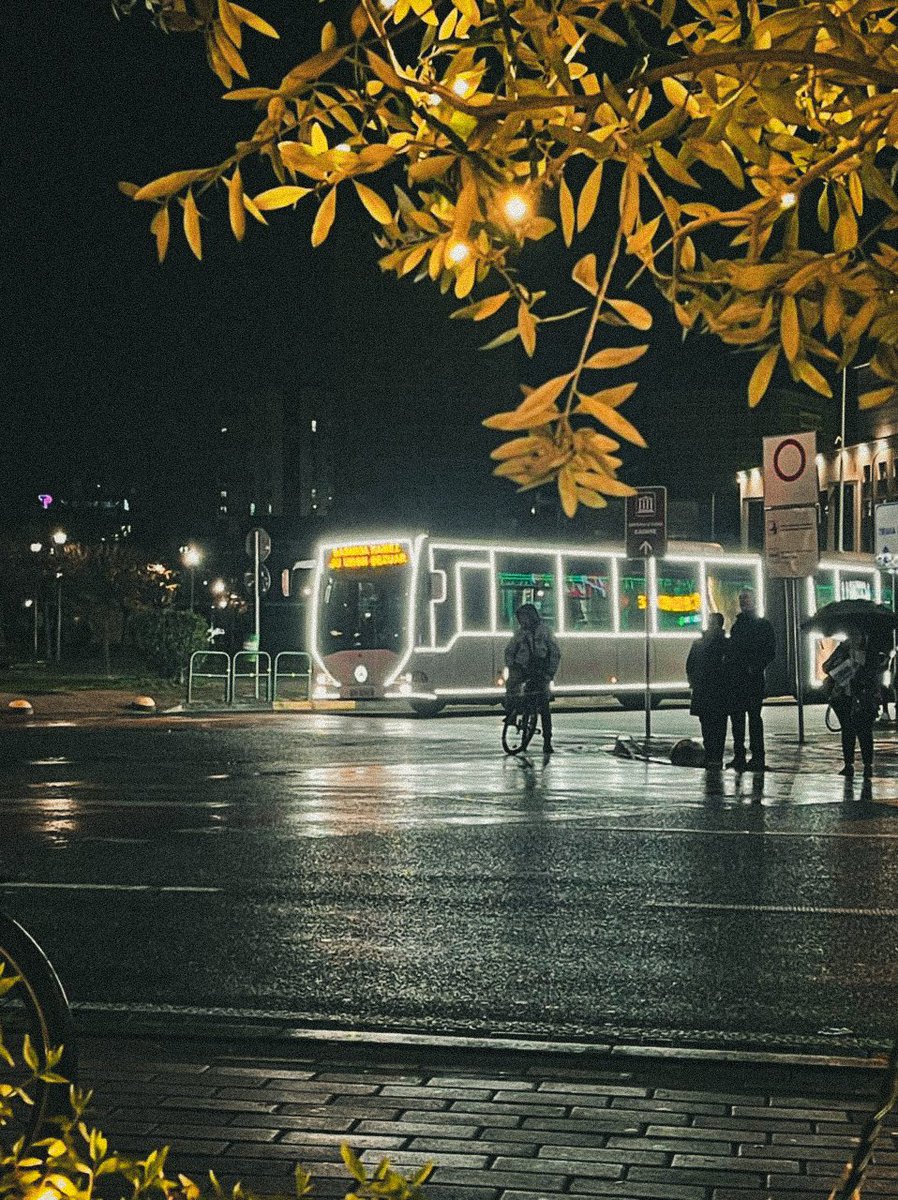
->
[[0, 966, 432, 1200]]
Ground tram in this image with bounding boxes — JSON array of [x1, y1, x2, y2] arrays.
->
[[309, 534, 884, 715]]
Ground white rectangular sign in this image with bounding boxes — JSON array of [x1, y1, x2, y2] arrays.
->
[[875, 502, 898, 566], [765, 505, 819, 579], [763, 432, 818, 509]]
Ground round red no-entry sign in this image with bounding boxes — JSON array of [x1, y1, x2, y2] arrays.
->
[[772, 437, 806, 483]]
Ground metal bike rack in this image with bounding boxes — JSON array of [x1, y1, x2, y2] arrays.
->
[[273, 651, 312, 701], [231, 650, 272, 703], [187, 650, 231, 705]]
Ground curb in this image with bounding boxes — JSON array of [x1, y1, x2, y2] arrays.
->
[[71, 1007, 890, 1073]]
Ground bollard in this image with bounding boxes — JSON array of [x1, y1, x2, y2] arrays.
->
[[130, 695, 157, 713], [7, 698, 34, 717]]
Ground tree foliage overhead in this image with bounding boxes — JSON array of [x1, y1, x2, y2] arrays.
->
[[120, 0, 898, 516]]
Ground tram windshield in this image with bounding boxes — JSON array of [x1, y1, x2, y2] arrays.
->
[[320, 554, 410, 655]]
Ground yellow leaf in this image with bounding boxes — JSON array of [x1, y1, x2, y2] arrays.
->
[[408, 154, 456, 183], [519, 373, 574, 418], [150, 204, 170, 263], [606, 299, 652, 330], [575, 487, 608, 508], [822, 285, 843, 341], [518, 303, 537, 357], [577, 471, 636, 497], [219, 0, 242, 46], [577, 382, 637, 409], [490, 436, 545, 461], [134, 169, 209, 203], [834, 207, 858, 253], [473, 291, 511, 321], [253, 185, 312, 210], [230, 4, 279, 37], [222, 85, 276, 101], [559, 173, 574, 247], [848, 170, 864, 217], [572, 253, 598, 294], [206, 31, 233, 88], [353, 180, 392, 224], [558, 469, 578, 518], [117, 181, 139, 198], [795, 358, 832, 397], [583, 345, 648, 370], [652, 145, 699, 188], [351, 3, 369, 38], [748, 346, 778, 408], [242, 193, 269, 224], [365, 50, 406, 90], [454, 256, 477, 298], [817, 186, 830, 233], [214, 22, 249, 78], [860, 386, 897, 409], [311, 186, 337, 245], [321, 20, 337, 51], [627, 215, 661, 257], [576, 163, 603, 232], [183, 189, 202, 260], [619, 161, 640, 236], [228, 169, 246, 241], [680, 236, 696, 270], [661, 77, 700, 117], [483, 407, 556, 432], [574, 397, 646, 447], [780, 295, 800, 361]]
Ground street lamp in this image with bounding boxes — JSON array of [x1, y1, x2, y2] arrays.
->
[[182, 545, 202, 611], [29, 543, 42, 657], [50, 531, 66, 662]]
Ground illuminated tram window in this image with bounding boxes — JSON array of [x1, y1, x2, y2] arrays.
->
[[563, 558, 613, 631], [497, 554, 557, 629]]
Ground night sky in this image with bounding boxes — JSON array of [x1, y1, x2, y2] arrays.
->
[[4, 0, 766, 543]]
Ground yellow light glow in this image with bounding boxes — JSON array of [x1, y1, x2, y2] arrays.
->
[[503, 193, 530, 223], [329, 543, 410, 571], [637, 593, 701, 613], [447, 241, 470, 264]]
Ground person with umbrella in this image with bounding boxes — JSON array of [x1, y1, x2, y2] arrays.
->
[[804, 599, 897, 779]]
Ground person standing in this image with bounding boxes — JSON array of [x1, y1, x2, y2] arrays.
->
[[504, 603, 561, 754], [725, 589, 776, 772], [825, 631, 882, 778], [686, 613, 728, 768]]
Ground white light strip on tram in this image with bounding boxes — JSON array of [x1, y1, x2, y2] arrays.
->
[[556, 551, 565, 634], [309, 543, 339, 686]]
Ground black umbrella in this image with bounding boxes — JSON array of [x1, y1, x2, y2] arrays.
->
[[801, 599, 898, 643]]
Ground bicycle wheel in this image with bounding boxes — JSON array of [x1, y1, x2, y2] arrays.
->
[[502, 705, 538, 755], [0, 913, 77, 1148]]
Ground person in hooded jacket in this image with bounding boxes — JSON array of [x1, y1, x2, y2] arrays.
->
[[504, 603, 561, 753], [686, 612, 728, 768]]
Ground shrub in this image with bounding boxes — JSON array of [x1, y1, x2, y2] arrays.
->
[[127, 611, 210, 680]]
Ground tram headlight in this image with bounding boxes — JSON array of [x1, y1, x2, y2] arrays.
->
[[316, 672, 330, 686], [354, 664, 369, 683]]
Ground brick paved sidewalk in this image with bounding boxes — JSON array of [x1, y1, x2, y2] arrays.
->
[[79, 1034, 898, 1200]]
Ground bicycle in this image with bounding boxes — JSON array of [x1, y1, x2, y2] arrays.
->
[[501, 679, 545, 756], [0, 908, 77, 1148]]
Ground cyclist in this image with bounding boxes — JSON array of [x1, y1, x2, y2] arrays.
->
[[504, 603, 561, 753]]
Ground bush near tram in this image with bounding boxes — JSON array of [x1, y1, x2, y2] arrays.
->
[[127, 610, 211, 681]]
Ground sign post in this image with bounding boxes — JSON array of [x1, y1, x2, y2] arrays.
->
[[625, 488, 667, 744], [762, 433, 819, 745], [245, 527, 271, 699]]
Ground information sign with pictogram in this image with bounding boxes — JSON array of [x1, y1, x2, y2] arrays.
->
[[625, 487, 667, 558]]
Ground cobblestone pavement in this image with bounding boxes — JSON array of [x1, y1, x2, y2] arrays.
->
[[82, 1034, 898, 1200]]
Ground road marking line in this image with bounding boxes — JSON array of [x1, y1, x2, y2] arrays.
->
[[2, 882, 220, 893], [649, 900, 898, 917]]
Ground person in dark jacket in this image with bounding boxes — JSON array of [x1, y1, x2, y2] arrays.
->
[[504, 603, 561, 753], [725, 589, 777, 772], [825, 631, 884, 778], [686, 613, 728, 768]]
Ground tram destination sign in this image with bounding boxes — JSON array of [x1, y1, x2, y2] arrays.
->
[[328, 542, 409, 571], [625, 487, 667, 559]]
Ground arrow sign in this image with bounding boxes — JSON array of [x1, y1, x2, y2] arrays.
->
[[625, 488, 667, 559]]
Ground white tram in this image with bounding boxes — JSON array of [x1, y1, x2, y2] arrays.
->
[[309, 535, 884, 715]]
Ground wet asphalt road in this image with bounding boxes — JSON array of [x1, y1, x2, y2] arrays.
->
[[2, 704, 898, 1049]]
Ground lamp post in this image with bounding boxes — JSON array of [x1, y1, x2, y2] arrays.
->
[[29, 542, 42, 658], [51, 530, 67, 663], [182, 545, 202, 612]]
